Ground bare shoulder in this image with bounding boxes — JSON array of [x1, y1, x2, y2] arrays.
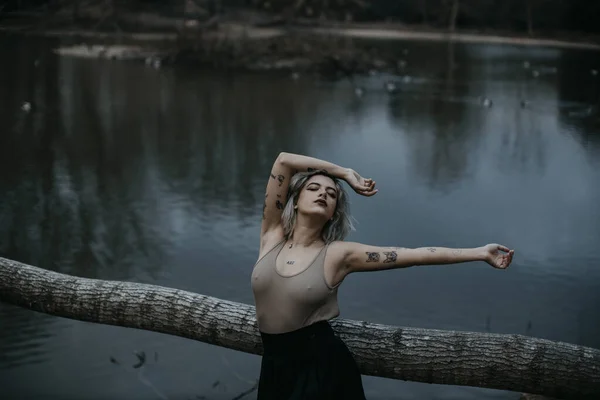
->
[[325, 241, 350, 265]]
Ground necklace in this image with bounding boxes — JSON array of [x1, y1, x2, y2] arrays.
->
[[287, 239, 320, 249]]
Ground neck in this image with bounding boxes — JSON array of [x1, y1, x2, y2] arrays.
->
[[289, 217, 324, 247]]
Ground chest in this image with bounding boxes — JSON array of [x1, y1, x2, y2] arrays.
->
[[251, 244, 332, 302], [275, 246, 322, 277]]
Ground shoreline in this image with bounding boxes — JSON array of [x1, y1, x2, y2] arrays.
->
[[5, 18, 600, 78], [2, 22, 600, 51]]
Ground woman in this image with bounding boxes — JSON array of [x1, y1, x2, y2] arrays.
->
[[251, 152, 514, 400]]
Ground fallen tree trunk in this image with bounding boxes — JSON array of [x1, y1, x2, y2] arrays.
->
[[1, 256, 599, 399]]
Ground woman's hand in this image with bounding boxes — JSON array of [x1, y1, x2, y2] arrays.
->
[[482, 244, 514, 269], [344, 169, 378, 197]]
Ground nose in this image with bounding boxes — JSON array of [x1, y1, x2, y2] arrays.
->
[[318, 191, 327, 199]]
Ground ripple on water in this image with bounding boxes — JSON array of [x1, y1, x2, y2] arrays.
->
[[0, 305, 69, 369]]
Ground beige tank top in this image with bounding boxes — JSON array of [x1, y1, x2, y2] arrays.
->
[[251, 240, 340, 334]]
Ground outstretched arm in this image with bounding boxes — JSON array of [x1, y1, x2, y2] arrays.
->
[[260, 153, 376, 249], [328, 242, 514, 283]]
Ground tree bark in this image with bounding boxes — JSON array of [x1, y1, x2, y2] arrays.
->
[[1, 256, 599, 399]]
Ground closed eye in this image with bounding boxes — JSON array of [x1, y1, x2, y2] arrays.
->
[[307, 183, 337, 197]]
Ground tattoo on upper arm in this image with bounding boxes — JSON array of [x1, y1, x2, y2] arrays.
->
[[427, 247, 437, 253], [277, 175, 285, 186], [276, 200, 284, 210], [277, 194, 281, 198], [383, 251, 397, 263], [365, 252, 380, 262], [270, 173, 276, 180]]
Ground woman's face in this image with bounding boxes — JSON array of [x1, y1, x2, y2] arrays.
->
[[296, 175, 338, 221]]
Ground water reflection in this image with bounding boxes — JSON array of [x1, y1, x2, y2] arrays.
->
[[1, 34, 600, 400], [1, 41, 331, 278]]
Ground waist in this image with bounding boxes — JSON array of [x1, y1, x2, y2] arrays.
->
[[260, 320, 336, 356]]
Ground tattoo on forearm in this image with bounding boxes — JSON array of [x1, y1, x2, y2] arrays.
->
[[276, 200, 284, 210], [308, 167, 328, 173], [277, 175, 285, 186], [427, 247, 437, 253], [383, 251, 397, 263], [365, 252, 380, 262], [453, 249, 462, 255]]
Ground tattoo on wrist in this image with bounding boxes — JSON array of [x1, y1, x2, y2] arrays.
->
[[383, 251, 397, 263], [427, 248, 437, 253], [365, 252, 380, 262], [276, 200, 284, 210]]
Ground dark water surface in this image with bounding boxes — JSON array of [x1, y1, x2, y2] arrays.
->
[[1, 34, 599, 400]]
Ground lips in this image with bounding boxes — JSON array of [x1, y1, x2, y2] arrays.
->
[[314, 199, 327, 207]]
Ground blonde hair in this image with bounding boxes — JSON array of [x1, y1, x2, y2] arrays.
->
[[281, 170, 355, 243]]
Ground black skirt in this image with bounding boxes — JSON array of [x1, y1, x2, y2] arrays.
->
[[258, 320, 367, 400]]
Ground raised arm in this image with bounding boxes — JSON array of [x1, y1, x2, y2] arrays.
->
[[328, 242, 514, 285], [260, 152, 375, 250]]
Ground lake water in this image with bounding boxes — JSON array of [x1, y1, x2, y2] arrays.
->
[[1, 33, 599, 400]]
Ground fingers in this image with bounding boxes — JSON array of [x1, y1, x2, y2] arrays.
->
[[357, 178, 377, 196], [501, 250, 515, 269], [498, 245, 510, 252]]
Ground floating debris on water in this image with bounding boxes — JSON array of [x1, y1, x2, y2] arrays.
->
[[384, 81, 399, 94], [132, 350, 146, 369], [479, 97, 493, 108]]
